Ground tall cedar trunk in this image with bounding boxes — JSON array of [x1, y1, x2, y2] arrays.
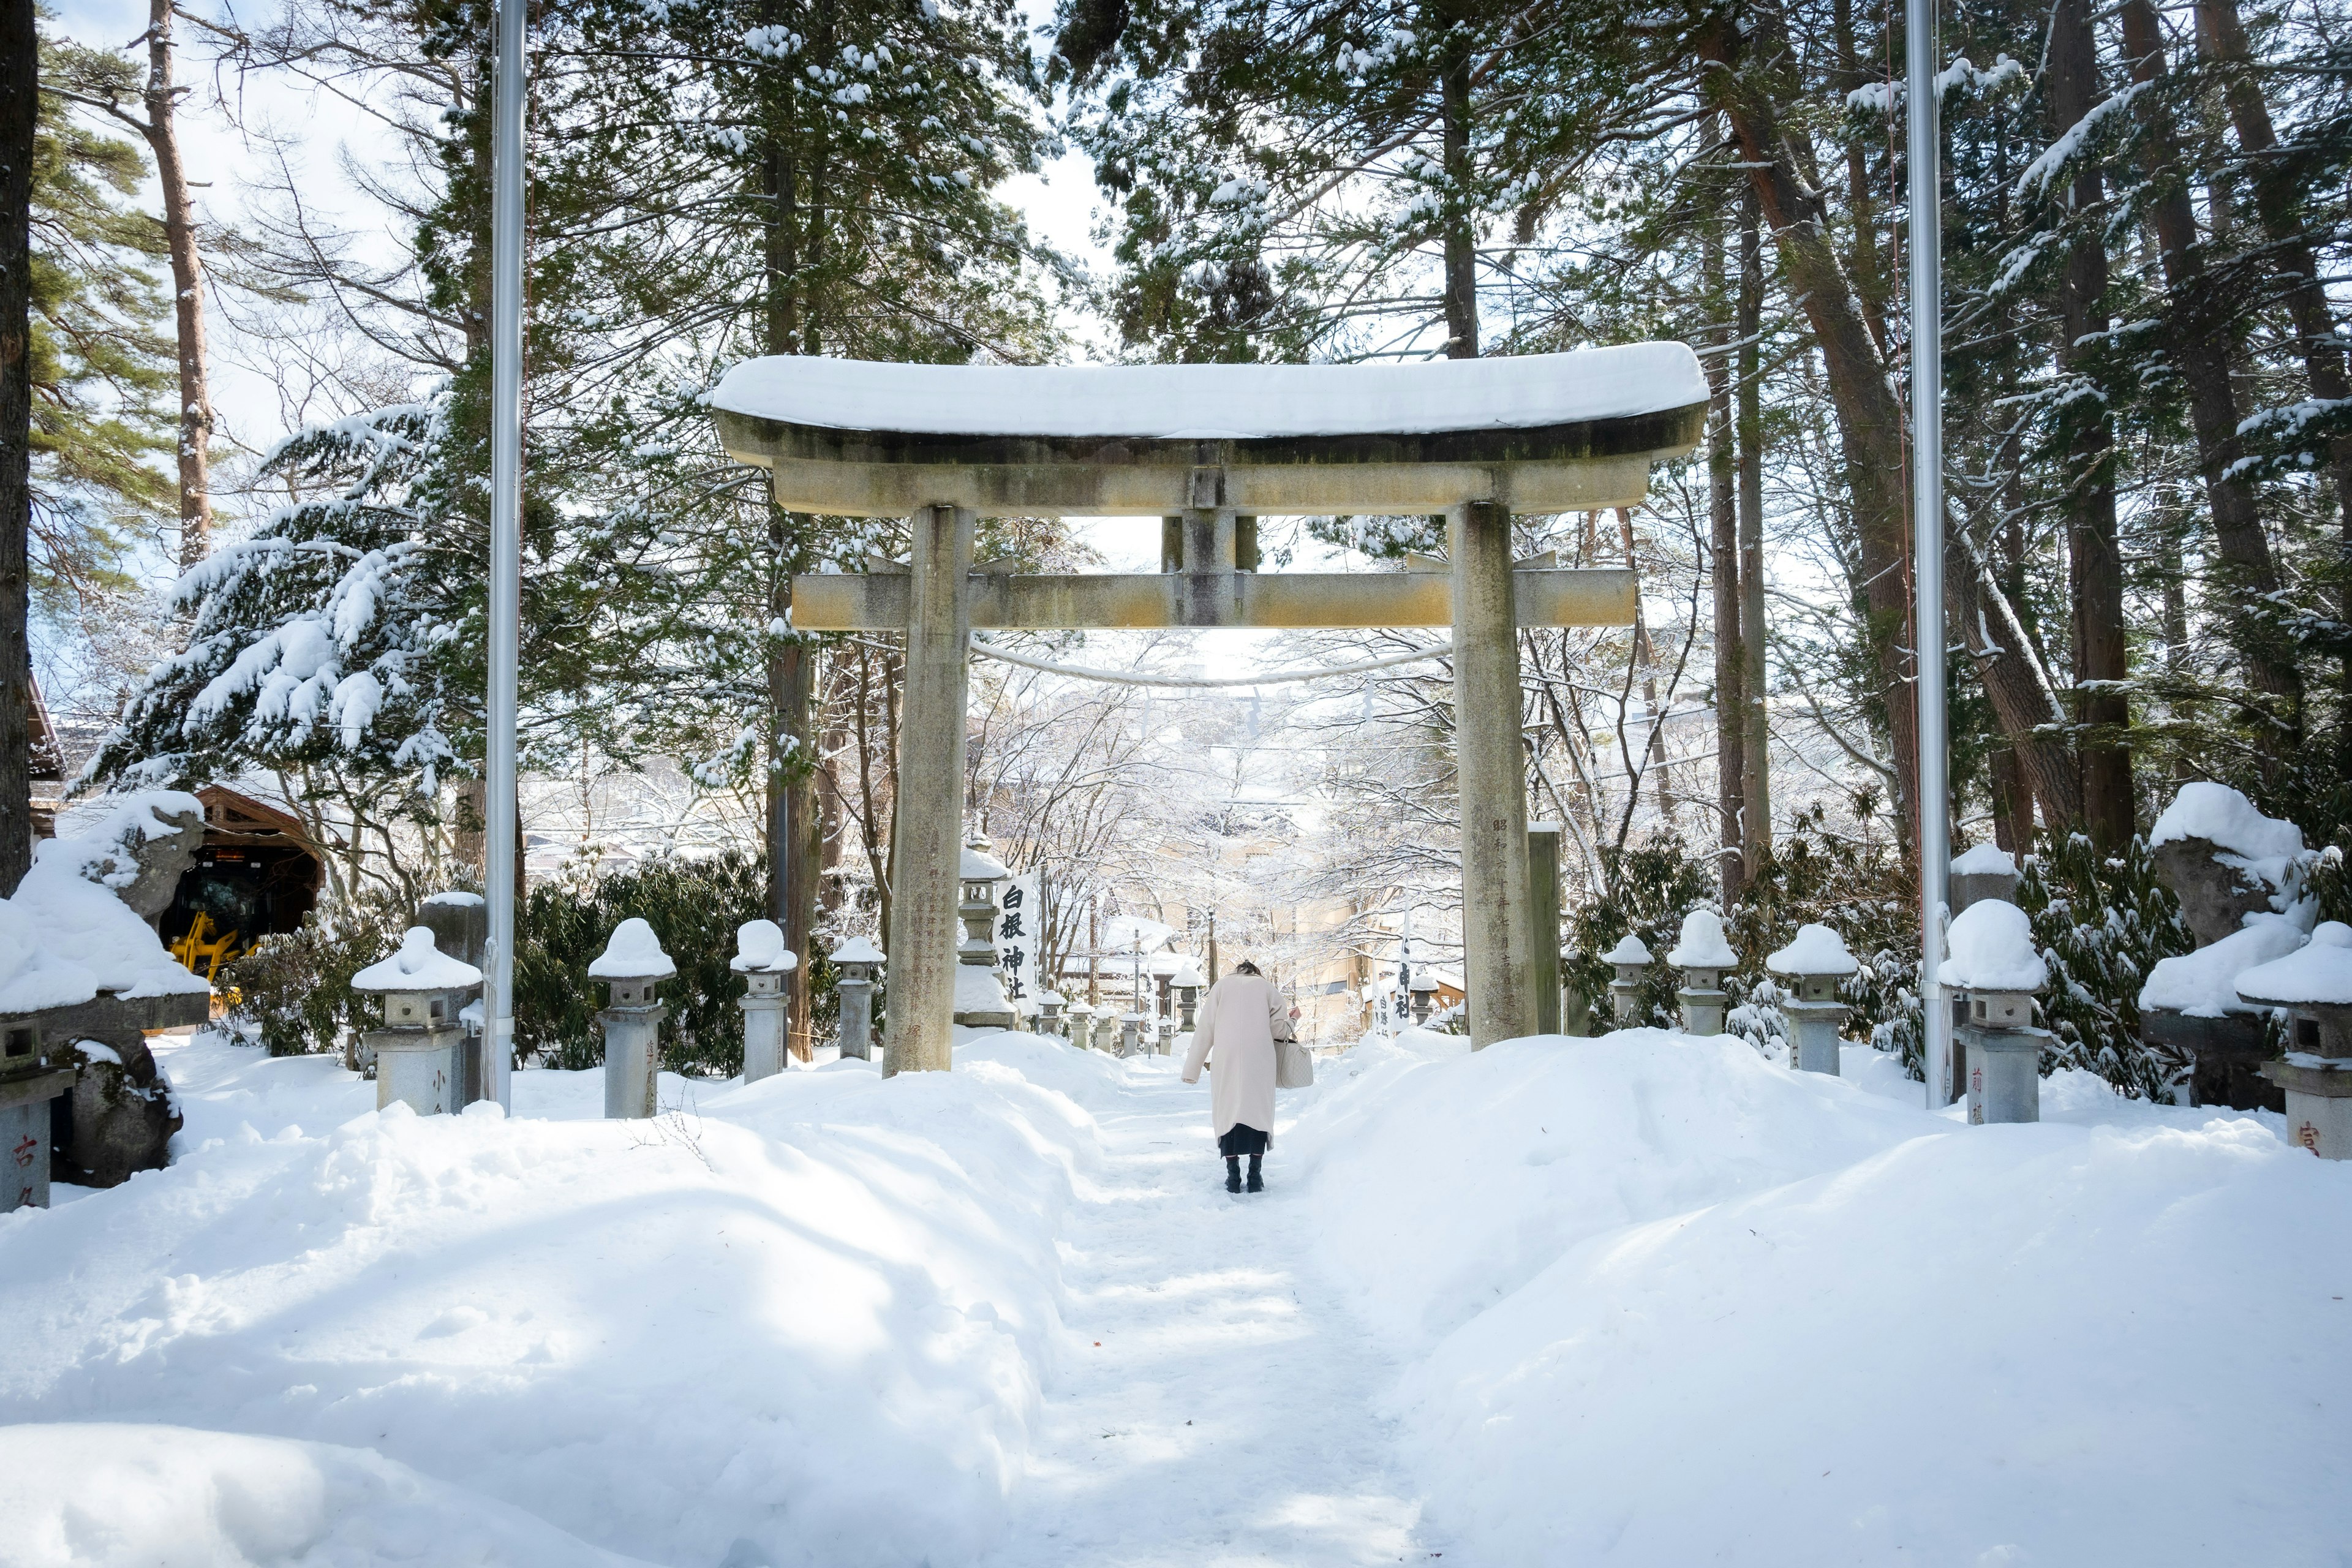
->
[[1953, 538, 2081, 827], [1699, 15, 1918, 840], [2194, 0, 2352, 755], [1, 0, 33, 895], [1705, 170, 1744, 901], [1832, 0, 1890, 356], [1438, 7, 1476, 359], [2049, 0, 2133, 845], [141, 0, 211, 568], [1989, 748, 2030, 850], [1618, 508, 1673, 821], [1736, 187, 1771, 876], [2117, 0, 2302, 741]]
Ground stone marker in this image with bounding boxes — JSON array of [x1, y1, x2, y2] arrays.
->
[[1948, 843, 2019, 917], [832, 935, 885, 1060], [2242, 922, 2352, 1158], [1667, 910, 1735, 1038], [733, 919, 799, 1083], [1, 1018, 75, 1212], [352, 927, 483, 1116], [592, 919, 674, 1118], [1065, 1000, 1093, 1049], [1768, 923, 1858, 1076], [1940, 900, 2049, 1124], [952, 839, 1018, 1031]]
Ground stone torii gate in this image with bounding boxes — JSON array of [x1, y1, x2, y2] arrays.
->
[[710, 345, 1708, 1070]]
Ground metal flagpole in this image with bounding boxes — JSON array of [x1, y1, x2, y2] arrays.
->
[[1907, 0, 1952, 1109], [483, 0, 526, 1111]]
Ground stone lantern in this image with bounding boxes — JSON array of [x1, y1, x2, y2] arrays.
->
[[1667, 910, 1736, 1037], [831, 935, 885, 1060], [1036, 989, 1066, 1039], [1938, 899, 2049, 1125], [1768, 922, 1858, 1076], [1, 1018, 75, 1213], [352, 926, 482, 1116], [1559, 946, 1592, 1037], [2244, 922, 2352, 1159], [1409, 974, 1438, 1025], [732, 919, 799, 1084], [1605, 934, 1653, 1027], [1119, 1009, 1143, 1057], [1093, 1009, 1121, 1054], [1170, 962, 1206, 1028], [953, 839, 1019, 1031], [1064, 1000, 1093, 1049], [591, 918, 674, 1119]]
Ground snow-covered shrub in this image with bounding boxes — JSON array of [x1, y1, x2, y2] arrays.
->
[[1563, 833, 1716, 1030], [2016, 832, 2193, 1100], [222, 889, 415, 1057]]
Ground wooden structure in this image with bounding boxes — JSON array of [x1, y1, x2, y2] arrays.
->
[[161, 787, 326, 978], [711, 346, 1708, 1065]]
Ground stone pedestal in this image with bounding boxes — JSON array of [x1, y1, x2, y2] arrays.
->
[[1091, 1013, 1117, 1054], [1785, 998, 1845, 1076], [741, 972, 788, 1082], [2264, 1058, 2352, 1158], [2141, 1008, 2281, 1112], [1119, 1012, 1142, 1057], [371, 1024, 463, 1115], [1, 1066, 76, 1212], [1961, 1023, 2046, 1125], [601, 981, 665, 1119], [1677, 966, 1727, 1038]]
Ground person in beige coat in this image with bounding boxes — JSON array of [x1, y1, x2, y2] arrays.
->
[[1180, 960, 1291, 1193]]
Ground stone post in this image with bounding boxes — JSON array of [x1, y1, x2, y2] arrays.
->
[[1668, 910, 1735, 1038], [1450, 500, 1535, 1047], [1091, 1011, 1117, 1054], [883, 503, 974, 1076], [1065, 1001, 1092, 1049], [593, 918, 674, 1119], [1559, 948, 1592, 1036], [1410, 979, 1436, 1025], [1940, 900, 2048, 1125], [1120, 1011, 1142, 1057], [1768, 923, 1858, 1075], [1605, 935, 1652, 1027], [1528, 823, 1563, 1033], [2245, 922, 2352, 1158], [1, 1020, 75, 1213], [831, 935, 884, 1060], [352, 927, 481, 1116], [733, 919, 798, 1083], [419, 891, 490, 1104], [952, 839, 1018, 1031]]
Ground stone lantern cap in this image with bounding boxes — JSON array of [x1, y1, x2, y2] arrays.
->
[[1605, 934, 1652, 967], [1667, 910, 1736, 971], [1936, 900, 2047, 992], [1170, 961, 1207, 989], [960, 845, 1009, 881], [831, 934, 886, 967], [1766, 923, 1859, 978], [1066, 1000, 1093, 1017], [353, 927, 483, 994], [2234, 921, 2352, 1009], [731, 919, 801, 974], [590, 918, 676, 982]]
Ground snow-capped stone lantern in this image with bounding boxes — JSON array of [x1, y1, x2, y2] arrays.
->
[[1119, 1009, 1144, 1057], [2244, 922, 2352, 1159], [1170, 962, 1206, 1030], [1768, 923, 1858, 1076], [352, 927, 483, 1117], [592, 919, 674, 1119], [1667, 910, 1736, 1038], [953, 838, 1019, 1031], [732, 919, 799, 1084], [1939, 899, 2050, 1125], [1036, 989, 1066, 1039], [1064, 1000, 1093, 1049], [1409, 972, 1438, 1024], [1605, 934, 1653, 1027], [1093, 1009, 1121, 1054], [1948, 843, 2020, 916], [831, 935, 885, 1060]]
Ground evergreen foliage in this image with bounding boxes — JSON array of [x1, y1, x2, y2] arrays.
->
[[2016, 833, 2194, 1099]]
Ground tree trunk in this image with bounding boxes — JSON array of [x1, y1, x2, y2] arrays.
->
[[1699, 15, 1918, 840], [0, 0, 33, 895], [2194, 0, 2352, 758], [1954, 541, 2081, 831], [1438, 6, 1477, 359], [2049, 0, 2133, 845], [1736, 187, 1771, 877], [1618, 508, 1672, 824], [2118, 0, 2301, 741], [1705, 173, 1744, 901], [141, 0, 211, 570]]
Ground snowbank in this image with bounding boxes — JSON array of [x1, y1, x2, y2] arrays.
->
[[2139, 913, 2308, 1015], [0, 1031, 1114, 1568]]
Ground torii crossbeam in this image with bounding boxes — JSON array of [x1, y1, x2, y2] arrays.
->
[[711, 345, 1708, 1070]]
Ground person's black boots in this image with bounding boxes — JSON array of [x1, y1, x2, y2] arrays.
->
[[1225, 1156, 1243, 1193], [1246, 1155, 1264, 1193]]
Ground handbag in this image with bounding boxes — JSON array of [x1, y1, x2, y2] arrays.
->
[[1274, 1031, 1315, 1089]]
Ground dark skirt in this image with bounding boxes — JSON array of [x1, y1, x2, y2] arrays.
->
[[1218, 1124, 1270, 1158]]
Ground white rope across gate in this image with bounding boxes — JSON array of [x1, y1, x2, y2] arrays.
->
[[969, 637, 1451, 688]]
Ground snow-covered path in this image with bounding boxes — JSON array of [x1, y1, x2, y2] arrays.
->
[[981, 1055, 1436, 1567]]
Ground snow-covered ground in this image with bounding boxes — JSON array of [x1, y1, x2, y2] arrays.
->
[[4, 1026, 2346, 1567]]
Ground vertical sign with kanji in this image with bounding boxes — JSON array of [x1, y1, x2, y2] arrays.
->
[[997, 871, 1041, 1007]]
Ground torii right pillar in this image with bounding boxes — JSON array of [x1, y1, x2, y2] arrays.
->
[[1451, 500, 1537, 1048]]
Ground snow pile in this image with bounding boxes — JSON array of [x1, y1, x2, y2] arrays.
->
[[586, 917, 675, 979], [829, 933, 885, 965], [1665, 908, 1736, 969], [2149, 780, 2310, 905], [1937, 897, 2048, 990], [730, 918, 797, 974], [0, 1030, 1112, 1568], [1766, 921, 1858, 976], [959, 845, 1009, 881], [1951, 842, 2018, 876], [0, 792, 210, 1012], [2140, 914, 2309, 1016], [2234, 919, 2352, 1007], [955, 963, 1014, 1017], [351, 926, 483, 992], [0, 1424, 642, 1567], [1604, 933, 1651, 966]]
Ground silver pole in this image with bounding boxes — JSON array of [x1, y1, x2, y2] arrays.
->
[[483, 0, 526, 1111], [1907, 0, 1951, 1109]]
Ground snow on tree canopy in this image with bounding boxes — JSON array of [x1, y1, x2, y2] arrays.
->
[[1767, 922, 1860, 977], [589, 918, 677, 980], [731, 919, 799, 973], [352, 927, 484, 992], [2234, 922, 2352, 1008], [960, 846, 1009, 880], [2139, 914, 2308, 1017], [0, 796, 212, 1012], [2148, 782, 2308, 895], [1667, 910, 1736, 969], [1951, 843, 2018, 877], [831, 935, 886, 965], [709, 343, 1707, 440], [1605, 934, 1653, 965], [1937, 899, 2048, 991]]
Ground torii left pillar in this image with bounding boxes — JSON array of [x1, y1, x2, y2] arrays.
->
[[1452, 500, 1537, 1048], [881, 503, 974, 1075]]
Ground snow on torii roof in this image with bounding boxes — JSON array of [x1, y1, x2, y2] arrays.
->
[[709, 345, 1710, 518]]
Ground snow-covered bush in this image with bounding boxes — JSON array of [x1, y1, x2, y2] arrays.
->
[[222, 889, 415, 1057], [2016, 832, 2194, 1099]]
